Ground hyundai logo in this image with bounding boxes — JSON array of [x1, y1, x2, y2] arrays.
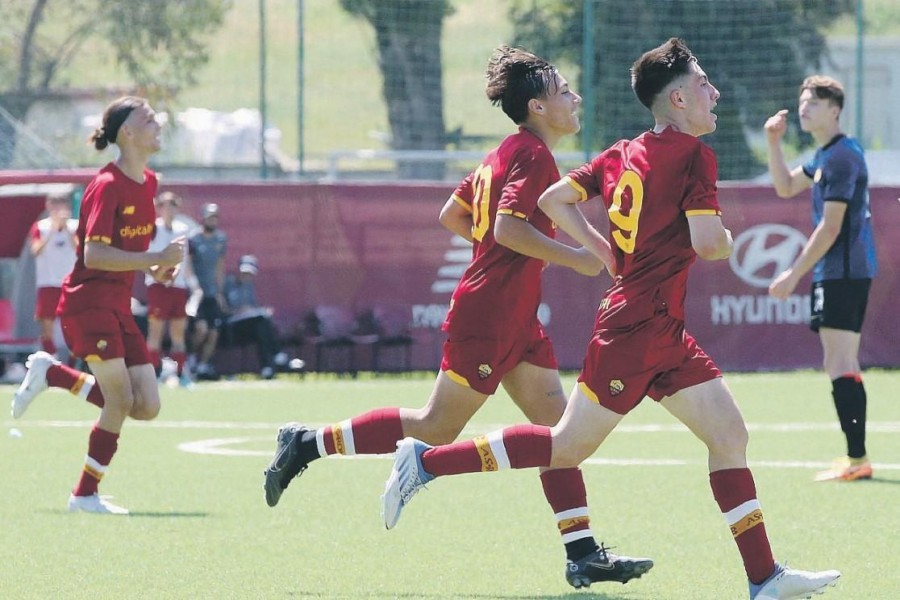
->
[[729, 224, 807, 288]]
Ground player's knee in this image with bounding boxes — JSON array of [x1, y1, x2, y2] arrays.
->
[[706, 421, 749, 457], [130, 400, 161, 421]]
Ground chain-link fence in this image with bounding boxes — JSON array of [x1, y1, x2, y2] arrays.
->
[[2, 0, 898, 181]]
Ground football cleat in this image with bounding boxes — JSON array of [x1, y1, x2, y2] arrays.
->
[[814, 456, 873, 482], [67, 494, 129, 515], [565, 544, 654, 588], [382, 437, 434, 529], [11, 351, 58, 419], [749, 563, 841, 600], [263, 422, 310, 507]]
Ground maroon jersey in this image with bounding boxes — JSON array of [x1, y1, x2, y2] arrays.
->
[[58, 163, 158, 316], [443, 128, 558, 339], [565, 127, 720, 326]]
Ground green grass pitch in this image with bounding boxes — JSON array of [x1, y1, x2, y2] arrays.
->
[[2, 370, 898, 599]]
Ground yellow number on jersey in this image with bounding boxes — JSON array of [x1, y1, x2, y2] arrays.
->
[[471, 164, 492, 242], [608, 170, 644, 254]]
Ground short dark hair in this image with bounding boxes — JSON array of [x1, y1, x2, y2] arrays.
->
[[800, 75, 844, 110], [88, 96, 147, 151], [631, 38, 697, 110], [485, 45, 559, 124]]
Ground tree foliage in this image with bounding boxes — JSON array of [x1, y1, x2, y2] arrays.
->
[[508, 0, 855, 179], [340, 0, 453, 179], [0, 0, 228, 165]]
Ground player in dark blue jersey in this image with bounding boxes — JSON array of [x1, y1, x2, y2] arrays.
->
[[765, 75, 877, 482]]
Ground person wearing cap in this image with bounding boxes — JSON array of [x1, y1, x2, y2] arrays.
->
[[222, 254, 282, 379], [188, 201, 227, 380]]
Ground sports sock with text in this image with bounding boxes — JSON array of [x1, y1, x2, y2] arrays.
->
[[710, 468, 775, 584], [301, 407, 404, 463], [421, 424, 552, 477], [47, 364, 104, 408], [541, 467, 600, 561], [72, 425, 119, 497]]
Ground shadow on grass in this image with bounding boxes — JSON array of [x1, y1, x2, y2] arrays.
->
[[865, 476, 900, 486], [126, 511, 211, 518], [284, 592, 633, 599]]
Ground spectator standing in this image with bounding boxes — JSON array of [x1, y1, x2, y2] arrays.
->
[[188, 202, 227, 380], [764, 75, 878, 482], [29, 191, 79, 357], [144, 191, 195, 386]]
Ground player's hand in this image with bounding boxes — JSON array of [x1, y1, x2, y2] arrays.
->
[[764, 109, 789, 143], [158, 236, 186, 267], [150, 264, 179, 285], [572, 247, 605, 276], [768, 269, 798, 300]]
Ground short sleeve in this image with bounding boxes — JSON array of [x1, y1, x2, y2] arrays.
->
[[564, 154, 604, 202], [821, 147, 859, 202], [498, 146, 558, 219], [29, 222, 41, 242], [83, 179, 118, 245], [681, 144, 721, 216], [451, 172, 475, 213]]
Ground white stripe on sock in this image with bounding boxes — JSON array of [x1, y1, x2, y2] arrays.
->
[[555, 507, 590, 521], [486, 429, 511, 470], [315, 428, 326, 458], [338, 419, 356, 455], [78, 375, 96, 400], [724, 499, 761, 525], [561, 529, 594, 544]]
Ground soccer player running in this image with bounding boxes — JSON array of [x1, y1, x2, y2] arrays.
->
[[11, 96, 184, 514], [264, 45, 653, 588], [383, 39, 841, 600], [764, 76, 877, 483]]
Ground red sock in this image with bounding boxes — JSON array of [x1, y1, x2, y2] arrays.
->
[[171, 351, 187, 376], [319, 408, 403, 455], [422, 424, 552, 476], [41, 337, 57, 355], [541, 468, 597, 547], [149, 349, 161, 374], [47, 365, 105, 408], [710, 468, 775, 584], [72, 425, 119, 497]]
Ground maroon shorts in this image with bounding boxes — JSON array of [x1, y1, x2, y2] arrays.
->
[[441, 320, 558, 395], [35, 287, 62, 320], [147, 284, 189, 320], [577, 313, 721, 415], [61, 308, 151, 366]]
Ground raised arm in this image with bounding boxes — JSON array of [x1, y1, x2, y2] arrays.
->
[[764, 109, 813, 198]]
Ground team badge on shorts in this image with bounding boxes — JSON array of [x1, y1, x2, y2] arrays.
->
[[609, 379, 624, 396], [477, 364, 493, 380], [96, 339, 108, 351]]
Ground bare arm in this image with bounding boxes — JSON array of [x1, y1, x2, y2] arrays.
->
[[764, 109, 813, 198], [687, 214, 733, 261], [494, 213, 603, 276], [537, 179, 615, 274], [438, 196, 473, 242], [769, 201, 845, 300]]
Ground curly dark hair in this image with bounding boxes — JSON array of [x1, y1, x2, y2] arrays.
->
[[485, 45, 559, 124], [631, 38, 697, 110]]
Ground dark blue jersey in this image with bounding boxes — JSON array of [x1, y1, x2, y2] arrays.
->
[[802, 134, 877, 281]]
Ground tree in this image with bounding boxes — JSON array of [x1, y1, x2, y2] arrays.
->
[[508, 0, 855, 180], [340, 0, 452, 180], [0, 0, 227, 167]]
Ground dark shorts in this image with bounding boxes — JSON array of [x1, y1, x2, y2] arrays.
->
[[577, 313, 721, 415], [61, 308, 151, 365], [196, 296, 224, 329], [440, 320, 558, 395], [810, 279, 871, 333], [147, 284, 189, 321], [35, 287, 62, 320]]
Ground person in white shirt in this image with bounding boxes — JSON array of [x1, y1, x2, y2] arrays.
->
[[144, 191, 194, 384], [29, 192, 79, 357]]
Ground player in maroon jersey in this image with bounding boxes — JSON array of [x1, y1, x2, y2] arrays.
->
[[383, 39, 840, 599], [11, 96, 184, 514], [264, 46, 653, 588]]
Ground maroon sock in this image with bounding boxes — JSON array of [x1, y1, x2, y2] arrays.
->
[[540, 468, 598, 560], [710, 468, 775, 584], [41, 337, 57, 355], [72, 425, 119, 497], [320, 408, 403, 455], [171, 351, 187, 376], [47, 365, 104, 408], [422, 424, 552, 476]]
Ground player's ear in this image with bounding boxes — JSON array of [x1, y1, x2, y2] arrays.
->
[[528, 97, 545, 116], [669, 87, 685, 110]]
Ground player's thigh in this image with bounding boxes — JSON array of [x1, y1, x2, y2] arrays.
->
[[128, 363, 161, 420], [549, 385, 624, 467], [819, 327, 861, 378], [401, 370, 490, 443], [502, 362, 566, 426], [659, 377, 748, 454]]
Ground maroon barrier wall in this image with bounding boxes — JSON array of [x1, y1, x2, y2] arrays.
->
[[1, 175, 897, 371]]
